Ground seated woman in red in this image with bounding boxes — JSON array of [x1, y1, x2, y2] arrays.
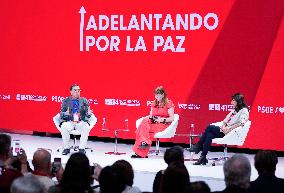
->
[[131, 86, 175, 158]]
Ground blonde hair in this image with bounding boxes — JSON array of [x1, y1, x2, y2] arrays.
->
[[153, 86, 168, 107]]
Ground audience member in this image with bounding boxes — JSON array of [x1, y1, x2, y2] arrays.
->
[[98, 166, 125, 193], [32, 149, 57, 190], [10, 174, 46, 193], [0, 134, 26, 193], [249, 150, 284, 193], [112, 160, 141, 193], [153, 146, 184, 193], [185, 181, 211, 193], [48, 152, 94, 193], [5, 133, 284, 193], [159, 161, 190, 193], [214, 154, 251, 193], [58, 83, 95, 155]]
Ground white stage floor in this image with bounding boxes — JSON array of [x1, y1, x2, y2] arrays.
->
[[5, 133, 284, 192]]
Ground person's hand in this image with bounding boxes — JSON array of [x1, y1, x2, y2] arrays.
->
[[88, 108, 93, 115], [93, 163, 102, 181], [17, 149, 27, 164], [54, 165, 64, 182], [220, 125, 226, 132], [88, 108, 93, 114], [18, 148, 28, 174], [4, 157, 17, 169], [221, 126, 230, 134], [155, 117, 164, 123], [220, 125, 224, 132]]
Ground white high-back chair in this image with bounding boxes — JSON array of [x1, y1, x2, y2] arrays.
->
[[136, 114, 179, 155], [211, 120, 251, 165], [53, 113, 97, 152]]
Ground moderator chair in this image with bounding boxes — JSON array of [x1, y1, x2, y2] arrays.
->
[[211, 120, 251, 165], [53, 113, 97, 152], [136, 114, 179, 155]]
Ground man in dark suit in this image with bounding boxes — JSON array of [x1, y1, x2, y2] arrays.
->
[[249, 150, 284, 193], [59, 84, 94, 155]]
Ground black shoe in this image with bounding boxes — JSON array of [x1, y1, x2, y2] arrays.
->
[[138, 142, 149, 150], [79, 149, 86, 154], [189, 144, 202, 154], [131, 154, 148, 158], [193, 156, 208, 165], [62, 148, 70, 155]]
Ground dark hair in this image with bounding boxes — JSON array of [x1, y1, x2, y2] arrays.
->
[[0, 134, 11, 155], [70, 84, 79, 91], [59, 153, 93, 193], [112, 160, 134, 186], [254, 150, 278, 174], [232, 93, 249, 112], [159, 162, 190, 193], [164, 146, 184, 165], [188, 181, 210, 193], [98, 166, 125, 193]]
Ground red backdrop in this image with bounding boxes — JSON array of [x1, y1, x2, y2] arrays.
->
[[0, 0, 283, 151]]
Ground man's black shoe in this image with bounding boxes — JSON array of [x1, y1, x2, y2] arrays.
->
[[138, 142, 149, 150], [131, 154, 148, 158], [62, 148, 70, 155], [193, 156, 208, 165]]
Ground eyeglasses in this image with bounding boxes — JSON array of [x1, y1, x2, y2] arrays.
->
[[73, 89, 81, 92]]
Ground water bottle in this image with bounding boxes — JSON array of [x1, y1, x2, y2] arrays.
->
[[190, 123, 195, 135], [102, 117, 107, 131], [125, 118, 129, 131]]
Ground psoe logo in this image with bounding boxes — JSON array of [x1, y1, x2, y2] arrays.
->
[[258, 105, 284, 114], [178, 102, 200, 110], [0, 94, 11, 100], [208, 104, 233, 111], [105, 98, 140, 107], [88, 98, 99, 105], [51, 96, 66, 103], [16, 94, 47, 102]]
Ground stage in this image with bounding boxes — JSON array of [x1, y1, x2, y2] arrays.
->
[[5, 133, 284, 192]]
